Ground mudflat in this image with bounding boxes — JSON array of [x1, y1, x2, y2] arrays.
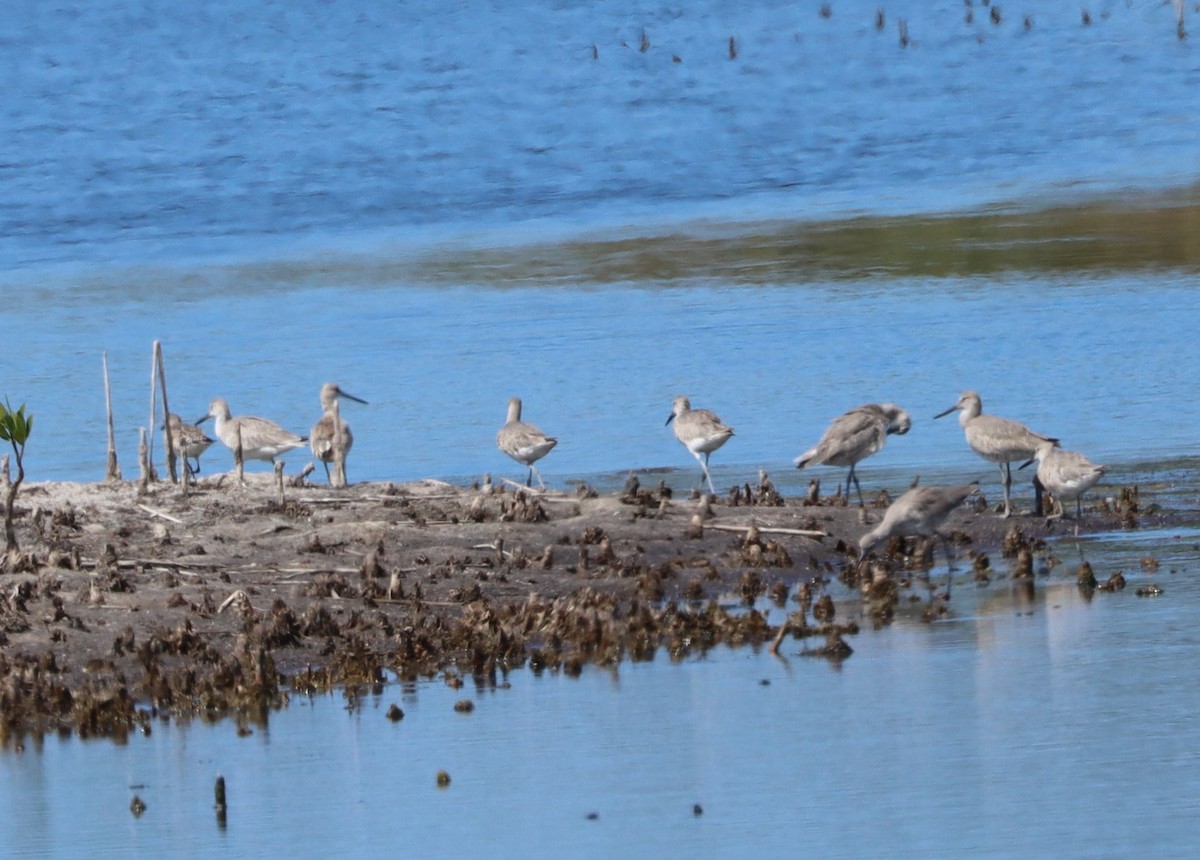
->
[[0, 470, 1144, 742]]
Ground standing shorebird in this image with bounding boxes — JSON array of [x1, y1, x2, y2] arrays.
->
[[1020, 439, 1106, 525], [197, 398, 307, 465], [497, 397, 557, 489], [794, 403, 911, 505], [165, 413, 214, 478], [310, 382, 368, 485], [935, 390, 1056, 518], [860, 481, 980, 590], [666, 395, 734, 496]]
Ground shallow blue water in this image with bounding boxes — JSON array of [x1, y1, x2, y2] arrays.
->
[[2, 0, 1198, 486], [4, 0, 1195, 268], [2, 270, 1198, 492], [4, 537, 1200, 859]]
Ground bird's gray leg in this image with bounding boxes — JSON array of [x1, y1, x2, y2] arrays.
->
[[1032, 473, 1046, 517], [322, 459, 332, 484], [848, 465, 865, 507], [531, 464, 546, 490], [1000, 461, 1013, 518], [526, 466, 533, 488], [700, 451, 716, 496]]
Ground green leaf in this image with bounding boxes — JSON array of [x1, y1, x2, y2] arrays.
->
[[0, 399, 32, 446]]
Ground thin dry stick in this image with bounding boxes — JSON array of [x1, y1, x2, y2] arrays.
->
[[704, 523, 826, 538], [373, 598, 456, 607], [301, 495, 409, 505], [147, 342, 159, 482], [103, 351, 121, 481], [769, 619, 791, 655], [288, 462, 315, 487], [78, 556, 213, 572], [217, 589, 251, 614], [155, 341, 178, 484], [498, 478, 577, 500], [500, 477, 544, 493], [136, 503, 183, 524]]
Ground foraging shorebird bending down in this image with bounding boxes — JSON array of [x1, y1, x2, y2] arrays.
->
[[165, 413, 214, 478], [1020, 439, 1106, 524], [310, 382, 368, 484], [794, 403, 911, 505], [197, 398, 307, 465], [666, 395, 734, 496], [860, 481, 980, 591], [935, 390, 1056, 518], [497, 397, 557, 489]]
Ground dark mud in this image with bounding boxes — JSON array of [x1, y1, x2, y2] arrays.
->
[[0, 472, 1151, 743]]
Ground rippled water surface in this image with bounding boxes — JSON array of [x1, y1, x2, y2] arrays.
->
[[3, 0, 1200, 856], [5, 526, 1200, 859], [1, 0, 1198, 485], [5, 0, 1195, 267]]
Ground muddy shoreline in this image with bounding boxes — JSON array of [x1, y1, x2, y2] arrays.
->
[[0, 470, 1152, 742]]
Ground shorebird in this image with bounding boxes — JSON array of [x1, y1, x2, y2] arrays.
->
[[935, 390, 1056, 518], [1020, 439, 1106, 525], [165, 413, 214, 478], [497, 397, 557, 489], [666, 395, 734, 496], [310, 382, 368, 484], [197, 398, 307, 465], [860, 481, 980, 588], [794, 403, 911, 504]]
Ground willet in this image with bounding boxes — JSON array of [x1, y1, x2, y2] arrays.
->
[[1020, 439, 1106, 525], [860, 481, 980, 590], [497, 397, 557, 489], [165, 413, 214, 478], [310, 382, 368, 485], [935, 390, 1056, 518], [666, 396, 734, 496], [197, 398, 307, 465], [794, 403, 911, 504]]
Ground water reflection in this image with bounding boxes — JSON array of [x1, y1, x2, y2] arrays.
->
[[3, 524, 1197, 858]]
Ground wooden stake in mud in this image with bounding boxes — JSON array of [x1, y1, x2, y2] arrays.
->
[[331, 399, 347, 488], [1, 455, 10, 555], [235, 424, 245, 485], [103, 351, 122, 481], [137, 427, 150, 494], [214, 774, 227, 829], [155, 341, 178, 484]]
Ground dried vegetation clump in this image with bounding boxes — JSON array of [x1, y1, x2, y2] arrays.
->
[[0, 472, 1147, 743]]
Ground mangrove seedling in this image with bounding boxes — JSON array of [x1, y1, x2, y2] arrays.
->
[[0, 400, 33, 555]]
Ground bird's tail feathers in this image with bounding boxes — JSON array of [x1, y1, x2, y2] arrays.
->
[[793, 448, 818, 469]]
